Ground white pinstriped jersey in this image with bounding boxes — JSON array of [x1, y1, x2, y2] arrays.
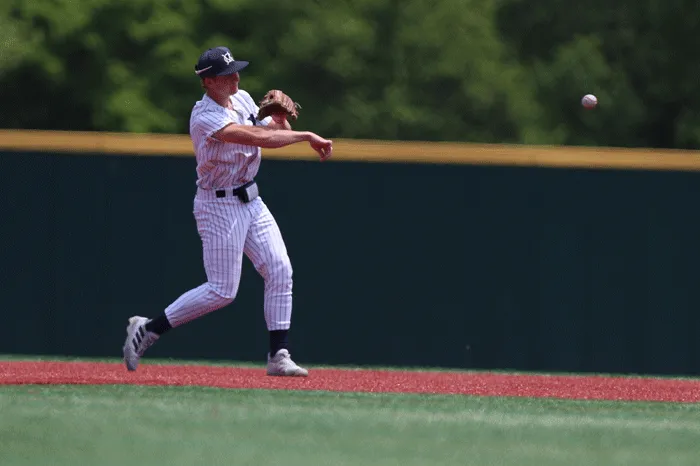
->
[[189, 90, 272, 190]]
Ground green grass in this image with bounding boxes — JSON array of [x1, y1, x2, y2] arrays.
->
[[0, 385, 699, 466]]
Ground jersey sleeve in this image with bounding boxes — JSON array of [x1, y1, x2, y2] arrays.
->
[[193, 108, 234, 140]]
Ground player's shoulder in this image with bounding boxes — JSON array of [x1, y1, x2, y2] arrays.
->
[[235, 89, 254, 101], [192, 95, 219, 112], [191, 95, 225, 120], [190, 96, 230, 135], [233, 89, 257, 107]]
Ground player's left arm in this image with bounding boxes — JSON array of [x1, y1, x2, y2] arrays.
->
[[265, 114, 292, 130], [253, 89, 297, 130]]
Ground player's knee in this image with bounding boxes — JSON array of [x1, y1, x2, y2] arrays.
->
[[267, 255, 293, 286], [207, 281, 240, 301], [217, 294, 236, 305]]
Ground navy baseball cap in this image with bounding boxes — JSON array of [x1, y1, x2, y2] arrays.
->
[[194, 46, 249, 78]]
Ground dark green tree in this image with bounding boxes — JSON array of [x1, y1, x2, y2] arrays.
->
[[496, 0, 700, 148], [1, 0, 552, 144]]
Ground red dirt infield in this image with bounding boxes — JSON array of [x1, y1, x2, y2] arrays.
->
[[1, 361, 699, 403]]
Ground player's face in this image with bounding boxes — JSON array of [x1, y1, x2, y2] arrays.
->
[[219, 72, 240, 95], [204, 73, 240, 96]]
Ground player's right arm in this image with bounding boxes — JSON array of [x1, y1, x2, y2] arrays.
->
[[213, 124, 307, 148], [214, 124, 333, 160]]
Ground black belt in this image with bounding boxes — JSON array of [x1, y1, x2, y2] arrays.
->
[[215, 181, 257, 200]]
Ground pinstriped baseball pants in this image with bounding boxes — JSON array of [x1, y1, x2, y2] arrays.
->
[[164, 191, 293, 331]]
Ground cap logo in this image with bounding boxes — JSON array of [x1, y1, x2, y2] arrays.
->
[[222, 52, 234, 65]]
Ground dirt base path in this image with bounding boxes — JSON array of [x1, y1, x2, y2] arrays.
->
[[1, 361, 699, 403]]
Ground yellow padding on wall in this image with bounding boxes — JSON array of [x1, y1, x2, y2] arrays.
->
[[1, 129, 700, 171]]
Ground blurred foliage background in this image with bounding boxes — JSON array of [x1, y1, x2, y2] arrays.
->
[[1, 0, 698, 148]]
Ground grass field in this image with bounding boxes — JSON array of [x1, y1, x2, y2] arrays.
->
[[1, 357, 699, 466]]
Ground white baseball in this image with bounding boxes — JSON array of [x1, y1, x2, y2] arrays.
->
[[581, 94, 598, 109]]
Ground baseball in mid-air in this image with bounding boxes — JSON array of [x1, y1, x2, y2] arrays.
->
[[581, 94, 598, 109]]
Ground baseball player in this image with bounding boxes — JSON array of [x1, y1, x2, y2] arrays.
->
[[122, 46, 333, 376]]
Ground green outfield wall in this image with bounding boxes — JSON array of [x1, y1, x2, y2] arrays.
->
[[1, 131, 699, 375]]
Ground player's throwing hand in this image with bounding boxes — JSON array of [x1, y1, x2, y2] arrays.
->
[[309, 135, 333, 161]]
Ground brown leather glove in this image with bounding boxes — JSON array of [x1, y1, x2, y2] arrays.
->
[[257, 90, 300, 121]]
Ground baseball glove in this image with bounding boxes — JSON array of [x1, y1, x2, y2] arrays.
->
[[257, 90, 300, 121]]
